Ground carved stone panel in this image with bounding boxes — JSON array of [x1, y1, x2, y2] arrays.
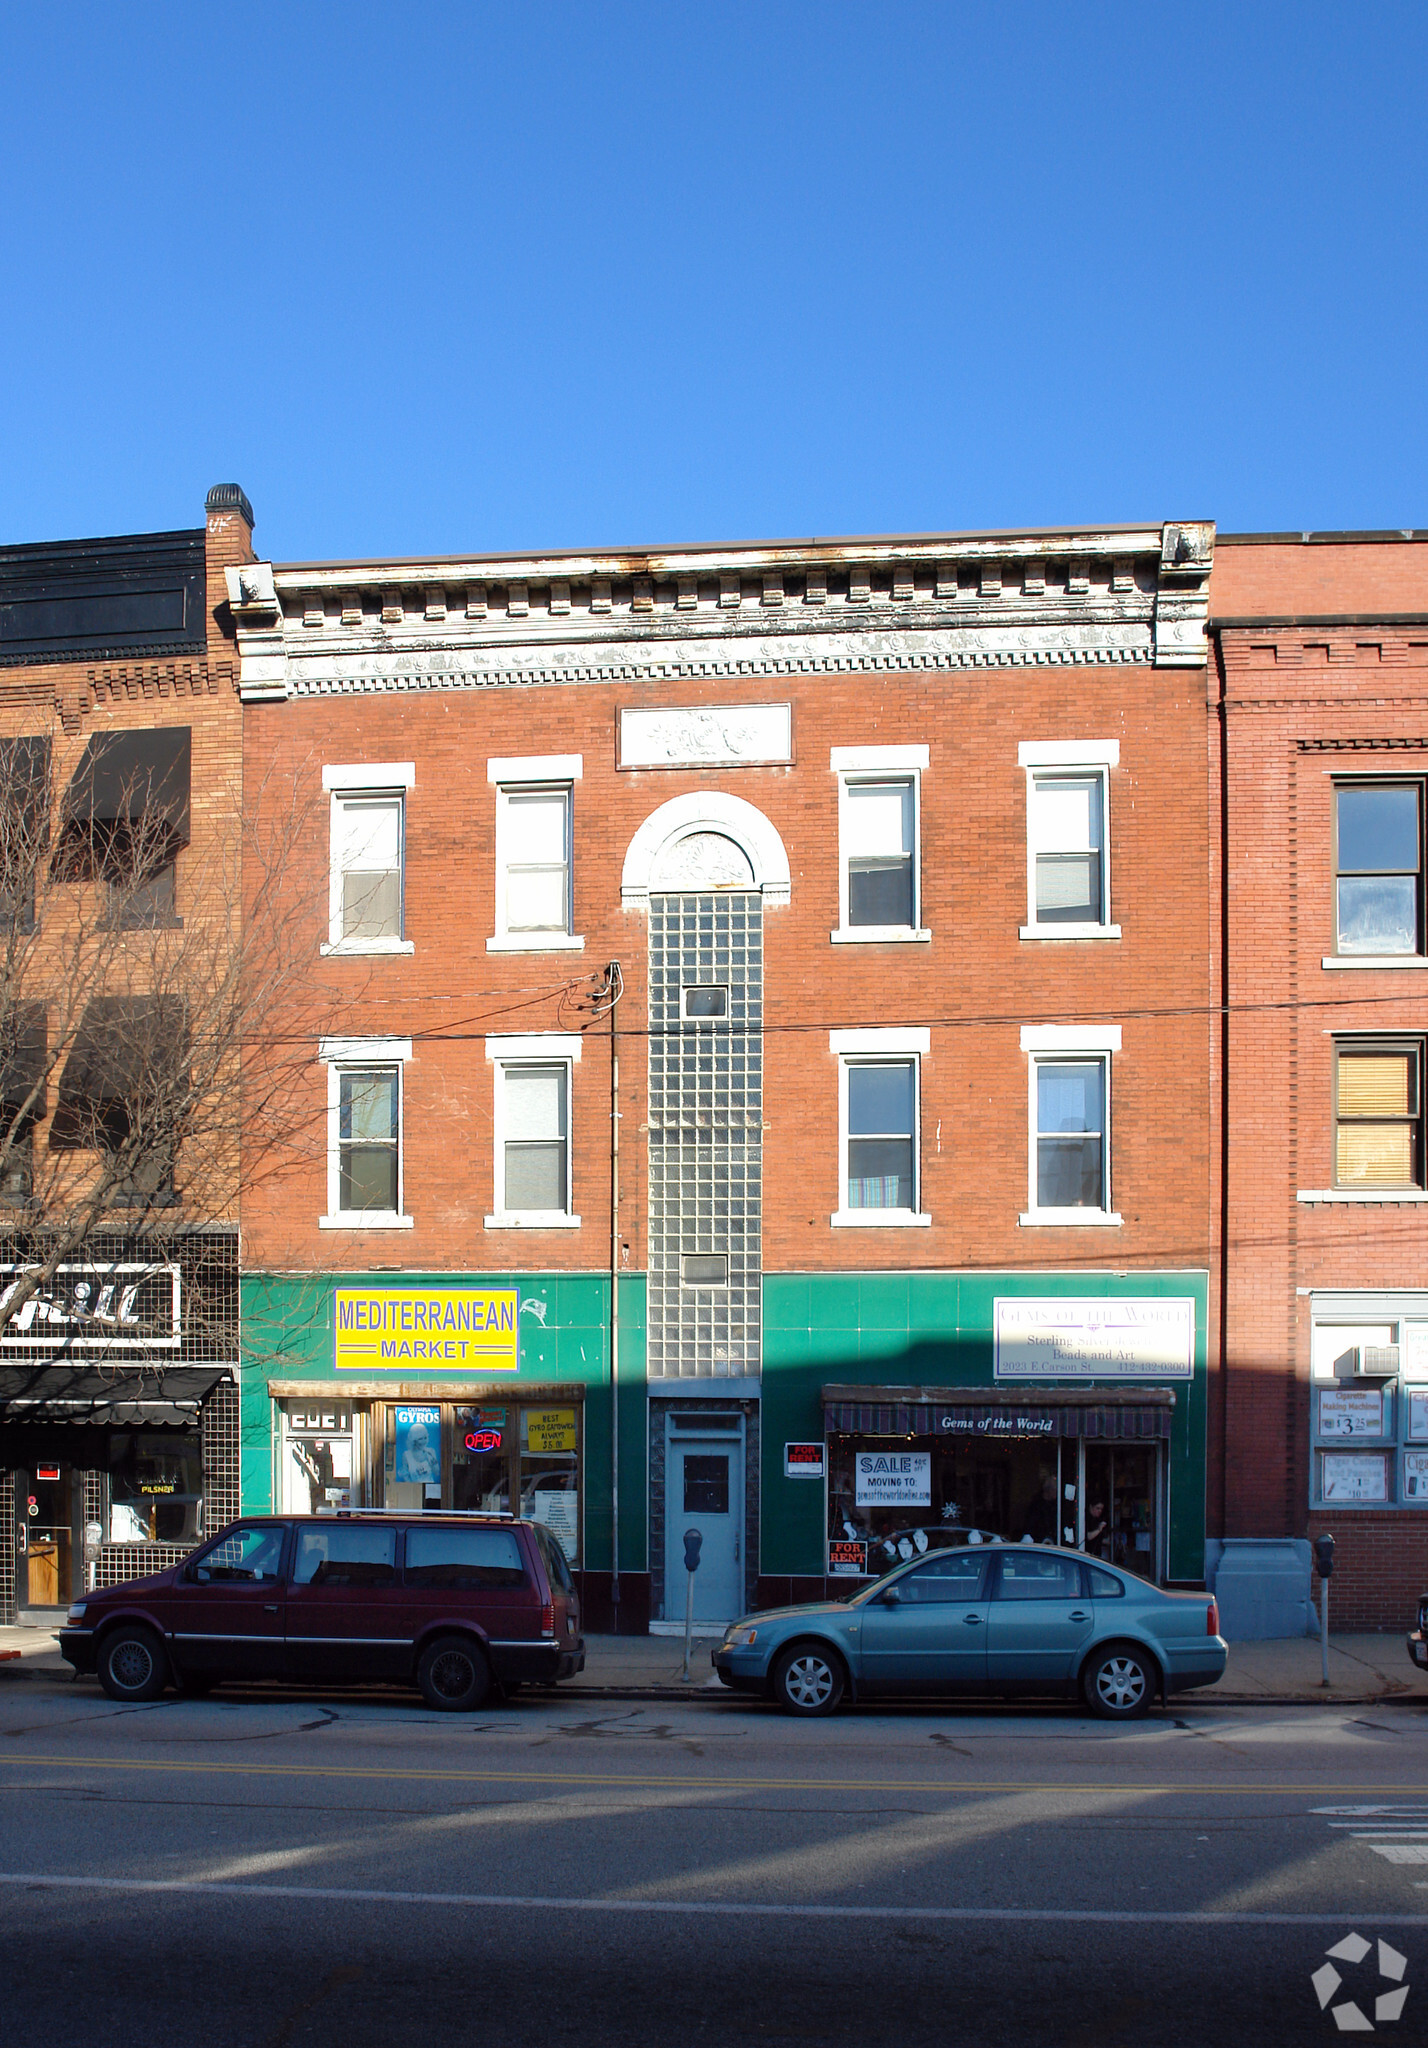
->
[[618, 703, 792, 770]]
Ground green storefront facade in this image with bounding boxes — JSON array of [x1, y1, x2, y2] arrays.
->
[[239, 1263, 1208, 1630]]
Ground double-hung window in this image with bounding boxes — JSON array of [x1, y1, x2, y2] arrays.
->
[[322, 763, 414, 955], [488, 757, 584, 952], [830, 1028, 931, 1226], [1020, 1026, 1121, 1225], [830, 746, 930, 942], [1019, 741, 1119, 939], [1334, 1041, 1425, 1190], [1332, 782, 1425, 960], [486, 1034, 581, 1228], [319, 1037, 413, 1228]]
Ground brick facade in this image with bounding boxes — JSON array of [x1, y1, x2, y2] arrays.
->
[[1211, 533, 1428, 1627]]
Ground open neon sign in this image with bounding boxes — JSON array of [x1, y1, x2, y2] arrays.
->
[[464, 1428, 503, 1453]]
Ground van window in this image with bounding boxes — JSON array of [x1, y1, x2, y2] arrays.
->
[[404, 1525, 527, 1588], [293, 1525, 397, 1588], [535, 1523, 575, 1595]]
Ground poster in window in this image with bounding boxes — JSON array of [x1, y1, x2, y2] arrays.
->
[[524, 1408, 577, 1454], [1401, 1324, 1428, 1382], [854, 1451, 931, 1507], [1409, 1391, 1428, 1442], [1318, 1388, 1386, 1438], [393, 1406, 441, 1483], [1403, 1451, 1428, 1502], [1321, 1453, 1390, 1503]]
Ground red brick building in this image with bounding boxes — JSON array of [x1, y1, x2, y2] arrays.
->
[[231, 520, 1218, 1630], [1211, 531, 1428, 1628]]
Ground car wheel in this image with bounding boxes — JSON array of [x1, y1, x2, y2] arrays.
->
[[772, 1642, 845, 1716], [417, 1635, 491, 1712], [1082, 1643, 1156, 1720], [97, 1626, 169, 1703]]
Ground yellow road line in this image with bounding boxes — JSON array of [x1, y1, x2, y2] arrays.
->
[[0, 1753, 1423, 1797]]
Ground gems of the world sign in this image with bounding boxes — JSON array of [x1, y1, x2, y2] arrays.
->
[[334, 1287, 519, 1373]]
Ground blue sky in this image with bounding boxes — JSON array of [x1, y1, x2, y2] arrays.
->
[[1, 3, 1424, 560]]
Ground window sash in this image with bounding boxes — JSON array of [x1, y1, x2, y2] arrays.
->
[[1033, 1057, 1108, 1210], [500, 788, 571, 934], [333, 794, 404, 942], [1335, 1044, 1423, 1188], [1335, 785, 1424, 955], [498, 1061, 571, 1214], [1031, 773, 1106, 925], [842, 776, 918, 931], [844, 1058, 918, 1211], [337, 1067, 400, 1212]]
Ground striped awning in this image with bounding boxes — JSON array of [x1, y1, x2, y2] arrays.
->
[[823, 1393, 1174, 1441]]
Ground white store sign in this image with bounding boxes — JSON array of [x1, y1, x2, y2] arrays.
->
[[855, 1451, 930, 1508], [1319, 1389, 1386, 1438], [994, 1298, 1195, 1380]]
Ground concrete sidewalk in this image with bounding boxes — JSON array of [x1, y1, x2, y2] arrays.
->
[[4, 1616, 1425, 1704]]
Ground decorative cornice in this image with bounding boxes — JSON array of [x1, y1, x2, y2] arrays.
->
[[229, 523, 1214, 700]]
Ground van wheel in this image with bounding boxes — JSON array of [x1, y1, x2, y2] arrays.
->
[[1082, 1643, 1156, 1719], [418, 1635, 491, 1712], [98, 1626, 169, 1703], [772, 1642, 845, 1716]]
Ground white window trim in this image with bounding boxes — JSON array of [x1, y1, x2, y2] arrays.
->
[[488, 765, 584, 954], [1299, 1190, 1428, 1204], [830, 745, 931, 945], [1322, 957, 1428, 971], [1020, 1026, 1121, 1226], [322, 776, 415, 957], [829, 1027, 931, 1227], [1018, 740, 1119, 942], [485, 1033, 582, 1230], [317, 1037, 414, 1230]]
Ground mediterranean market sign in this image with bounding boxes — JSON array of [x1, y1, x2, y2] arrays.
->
[[993, 1298, 1195, 1381], [334, 1286, 519, 1374]]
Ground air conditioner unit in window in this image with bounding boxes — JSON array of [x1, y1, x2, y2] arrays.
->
[[1351, 1344, 1400, 1378]]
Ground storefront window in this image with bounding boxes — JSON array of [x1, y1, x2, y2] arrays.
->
[[283, 1402, 356, 1513], [453, 1407, 511, 1514], [520, 1406, 579, 1564], [108, 1431, 202, 1544], [825, 1429, 1162, 1584]]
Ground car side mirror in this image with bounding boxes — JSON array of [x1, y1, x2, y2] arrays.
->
[[877, 1587, 901, 1606]]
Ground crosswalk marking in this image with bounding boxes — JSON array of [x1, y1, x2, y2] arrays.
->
[[1312, 1804, 1428, 1866]]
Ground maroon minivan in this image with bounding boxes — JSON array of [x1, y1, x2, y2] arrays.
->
[[59, 1512, 584, 1711]]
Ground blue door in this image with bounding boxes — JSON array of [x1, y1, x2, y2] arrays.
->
[[984, 1550, 1094, 1693], [668, 1439, 742, 1622], [857, 1549, 991, 1693]]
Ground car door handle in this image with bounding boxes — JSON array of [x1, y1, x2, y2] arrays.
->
[[1069, 1610, 1090, 1622], [263, 1604, 279, 1614], [963, 1614, 983, 1626]]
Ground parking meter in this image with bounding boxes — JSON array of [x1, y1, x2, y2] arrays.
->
[[1314, 1533, 1335, 1687], [681, 1528, 703, 1681]]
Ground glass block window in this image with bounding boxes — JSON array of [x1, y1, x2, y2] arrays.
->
[[646, 891, 762, 1379]]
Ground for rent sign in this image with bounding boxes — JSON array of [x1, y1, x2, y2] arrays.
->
[[334, 1287, 519, 1373]]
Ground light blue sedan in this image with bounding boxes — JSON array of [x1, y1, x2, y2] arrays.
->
[[712, 1544, 1227, 1717]]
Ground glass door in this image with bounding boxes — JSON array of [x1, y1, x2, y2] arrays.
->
[[24, 1466, 73, 1608], [1083, 1444, 1160, 1581]]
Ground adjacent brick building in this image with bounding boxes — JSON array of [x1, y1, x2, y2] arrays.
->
[[0, 487, 253, 1622], [1210, 531, 1428, 1628], [230, 520, 1218, 1630]]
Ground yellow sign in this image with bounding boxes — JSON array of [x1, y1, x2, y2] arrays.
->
[[525, 1408, 577, 1454], [334, 1287, 519, 1374]]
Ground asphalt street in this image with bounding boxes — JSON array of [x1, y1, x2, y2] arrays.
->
[[3, 1672, 1426, 2047]]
